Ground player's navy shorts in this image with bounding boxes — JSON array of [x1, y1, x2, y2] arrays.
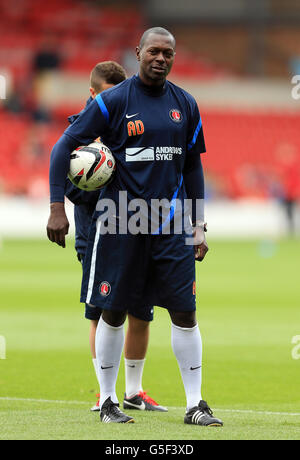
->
[[80, 218, 196, 314], [78, 253, 154, 322]]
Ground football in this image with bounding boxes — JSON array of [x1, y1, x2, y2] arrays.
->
[[68, 141, 116, 191]]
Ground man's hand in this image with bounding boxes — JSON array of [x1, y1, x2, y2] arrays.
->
[[193, 223, 209, 262], [47, 202, 69, 248]]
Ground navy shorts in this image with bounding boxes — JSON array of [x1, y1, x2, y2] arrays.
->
[[78, 253, 154, 322], [80, 218, 196, 315]]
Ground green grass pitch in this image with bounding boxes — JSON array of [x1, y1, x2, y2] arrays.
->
[[0, 236, 300, 440]]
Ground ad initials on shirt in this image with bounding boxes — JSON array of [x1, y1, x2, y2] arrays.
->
[[127, 120, 144, 137]]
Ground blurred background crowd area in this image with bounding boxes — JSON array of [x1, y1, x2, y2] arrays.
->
[[0, 0, 300, 212]]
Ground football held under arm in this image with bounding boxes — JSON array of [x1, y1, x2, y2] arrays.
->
[[49, 98, 109, 203], [47, 97, 109, 248]]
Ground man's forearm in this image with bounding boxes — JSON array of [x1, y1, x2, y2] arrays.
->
[[49, 134, 79, 203], [183, 154, 205, 224]]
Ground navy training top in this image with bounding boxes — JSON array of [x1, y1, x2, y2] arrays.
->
[[50, 74, 206, 230]]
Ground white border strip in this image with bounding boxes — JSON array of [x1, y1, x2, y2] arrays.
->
[[1, 397, 300, 416], [86, 220, 101, 304]]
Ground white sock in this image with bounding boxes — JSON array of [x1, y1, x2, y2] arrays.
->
[[124, 358, 145, 398], [95, 316, 125, 408], [171, 322, 203, 410], [92, 358, 99, 385]]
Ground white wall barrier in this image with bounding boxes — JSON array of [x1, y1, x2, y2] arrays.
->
[[0, 197, 298, 239]]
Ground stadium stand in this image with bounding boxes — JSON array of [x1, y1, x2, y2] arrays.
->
[[0, 0, 299, 201], [202, 110, 300, 199]]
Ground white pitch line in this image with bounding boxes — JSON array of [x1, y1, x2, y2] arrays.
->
[[1, 397, 300, 417], [169, 407, 300, 417], [0, 397, 88, 405], [215, 408, 300, 417]]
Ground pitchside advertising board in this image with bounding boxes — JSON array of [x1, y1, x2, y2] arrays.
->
[[0, 75, 6, 99]]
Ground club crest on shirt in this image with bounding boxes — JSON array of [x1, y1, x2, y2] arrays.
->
[[169, 109, 183, 123], [99, 281, 111, 297]]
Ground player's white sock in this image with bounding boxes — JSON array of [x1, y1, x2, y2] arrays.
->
[[96, 316, 125, 408], [171, 322, 203, 410], [92, 358, 100, 384], [124, 358, 145, 398]]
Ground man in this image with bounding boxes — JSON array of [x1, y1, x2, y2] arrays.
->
[[47, 27, 223, 427], [55, 61, 167, 413]]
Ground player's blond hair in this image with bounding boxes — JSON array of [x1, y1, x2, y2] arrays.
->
[[90, 61, 126, 93]]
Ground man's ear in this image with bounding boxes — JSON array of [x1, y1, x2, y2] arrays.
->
[[136, 46, 141, 61], [89, 87, 97, 99]]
